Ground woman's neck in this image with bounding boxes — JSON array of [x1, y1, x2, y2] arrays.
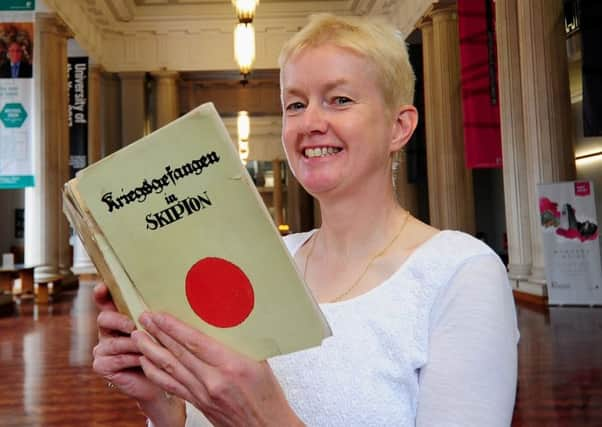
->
[[315, 184, 406, 260]]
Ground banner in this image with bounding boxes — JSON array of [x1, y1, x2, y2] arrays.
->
[[458, 0, 503, 169], [538, 181, 602, 305], [0, 18, 34, 188], [68, 57, 88, 178]]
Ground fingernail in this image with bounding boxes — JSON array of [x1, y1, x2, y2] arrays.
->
[[151, 313, 163, 325], [139, 313, 152, 328], [131, 330, 140, 341]]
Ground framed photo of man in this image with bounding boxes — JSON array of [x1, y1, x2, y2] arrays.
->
[[0, 22, 33, 79]]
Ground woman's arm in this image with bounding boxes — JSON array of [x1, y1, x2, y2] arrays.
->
[[416, 255, 519, 427]]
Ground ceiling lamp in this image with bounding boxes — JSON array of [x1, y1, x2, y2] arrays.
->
[[237, 111, 251, 164], [234, 23, 256, 82], [232, 0, 259, 24], [238, 139, 250, 165], [237, 110, 250, 141]]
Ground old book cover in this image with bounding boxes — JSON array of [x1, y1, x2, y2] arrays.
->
[[63, 102, 330, 360]]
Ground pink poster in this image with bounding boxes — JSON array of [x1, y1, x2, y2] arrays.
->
[[538, 181, 602, 305]]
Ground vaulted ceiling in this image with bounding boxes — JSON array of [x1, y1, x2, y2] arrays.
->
[[44, 0, 435, 72]]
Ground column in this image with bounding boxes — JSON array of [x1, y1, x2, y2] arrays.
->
[[394, 150, 419, 216], [517, 0, 575, 293], [26, 15, 71, 283], [495, 0, 532, 286], [88, 65, 102, 164], [151, 70, 180, 129], [430, 6, 476, 233], [72, 64, 102, 276], [102, 72, 122, 156], [119, 72, 146, 146], [418, 18, 441, 227]]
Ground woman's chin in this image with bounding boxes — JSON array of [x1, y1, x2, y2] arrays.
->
[[300, 177, 345, 199]]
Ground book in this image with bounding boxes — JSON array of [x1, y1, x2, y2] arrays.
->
[[63, 102, 331, 361]]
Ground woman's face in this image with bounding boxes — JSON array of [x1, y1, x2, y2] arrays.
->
[[281, 44, 398, 198]]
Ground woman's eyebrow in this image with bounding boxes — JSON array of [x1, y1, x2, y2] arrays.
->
[[283, 78, 352, 97]]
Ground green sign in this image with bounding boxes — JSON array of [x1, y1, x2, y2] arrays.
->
[[0, 102, 28, 128], [0, 175, 34, 189], [0, 0, 35, 10]]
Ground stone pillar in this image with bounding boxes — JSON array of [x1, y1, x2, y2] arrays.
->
[[272, 159, 284, 226], [394, 150, 419, 216], [102, 72, 122, 156], [27, 15, 71, 283], [418, 18, 441, 227], [429, 6, 476, 233], [119, 72, 146, 146], [72, 64, 102, 276], [151, 70, 180, 129], [517, 0, 575, 293], [88, 65, 102, 164], [495, 0, 532, 286]]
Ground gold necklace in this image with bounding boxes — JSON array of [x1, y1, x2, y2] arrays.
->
[[303, 211, 411, 303]]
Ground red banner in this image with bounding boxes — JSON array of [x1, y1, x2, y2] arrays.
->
[[458, 0, 502, 169]]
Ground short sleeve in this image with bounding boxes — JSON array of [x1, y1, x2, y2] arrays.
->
[[416, 254, 519, 427]]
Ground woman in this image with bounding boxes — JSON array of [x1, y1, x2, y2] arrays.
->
[[93, 14, 519, 426]]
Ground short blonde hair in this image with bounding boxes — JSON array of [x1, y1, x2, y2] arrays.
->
[[279, 14, 415, 110]]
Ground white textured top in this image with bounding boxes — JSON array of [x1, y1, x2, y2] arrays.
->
[[183, 230, 519, 427]]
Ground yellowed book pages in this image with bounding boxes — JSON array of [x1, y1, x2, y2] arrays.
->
[[64, 103, 330, 360]]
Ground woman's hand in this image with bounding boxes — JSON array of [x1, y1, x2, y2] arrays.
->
[[92, 284, 185, 427], [132, 312, 304, 427]]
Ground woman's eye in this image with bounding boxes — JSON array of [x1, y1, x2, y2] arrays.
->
[[333, 96, 352, 106], [286, 102, 305, 112]]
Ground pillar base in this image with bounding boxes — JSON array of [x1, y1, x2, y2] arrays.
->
[[35, 265, 61, 283], [72, 236, 97, 275], [508, 263, 531, 281], [517, 279, 547, 297], [71, 265, 97, 275]]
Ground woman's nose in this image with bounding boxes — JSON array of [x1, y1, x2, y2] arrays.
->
[[302, 103, 328, 135]]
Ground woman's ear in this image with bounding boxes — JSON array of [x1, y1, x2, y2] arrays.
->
[[390, 105, 418, 153]]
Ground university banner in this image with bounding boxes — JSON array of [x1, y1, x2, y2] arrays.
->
[[538, 181, 602, 305], [0, 17, 34, 188], [458, 0, 503, 168], [68, 57, 88, 178]]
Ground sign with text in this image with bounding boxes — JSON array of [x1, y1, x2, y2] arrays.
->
[[0, 1, 34, 11], [0, 19, 34, 188], [68, 57, 88, 178], [538, 181, 602, 305]]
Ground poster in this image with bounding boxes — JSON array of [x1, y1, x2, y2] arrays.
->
[[538, 181, 602, 305], [0, 18, 34, 188]]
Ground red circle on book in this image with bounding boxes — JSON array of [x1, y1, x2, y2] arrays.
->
[[185, 257, 255, 328]]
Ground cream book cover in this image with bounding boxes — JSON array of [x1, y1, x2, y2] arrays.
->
[[63, 102, 331, 361]]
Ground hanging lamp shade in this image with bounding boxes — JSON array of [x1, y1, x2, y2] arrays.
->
[[234, 23, 256, 77], [237, 111, 251, 141], [232, 0, 259, 23]]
